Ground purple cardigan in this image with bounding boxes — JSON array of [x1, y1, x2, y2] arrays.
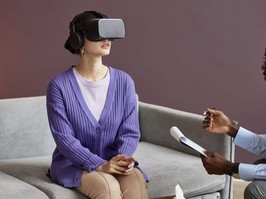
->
[[46, 66, 141, 187]]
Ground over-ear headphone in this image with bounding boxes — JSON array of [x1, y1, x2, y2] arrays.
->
[[68, 11, 107, 50]]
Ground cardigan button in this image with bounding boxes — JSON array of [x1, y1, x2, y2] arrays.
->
[[96, 128, 101, 134]]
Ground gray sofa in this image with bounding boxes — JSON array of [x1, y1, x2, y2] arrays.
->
[[0, 96, 234, 199]]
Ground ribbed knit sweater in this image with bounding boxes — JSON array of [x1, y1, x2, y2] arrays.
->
[[46, 66, 141, 187]]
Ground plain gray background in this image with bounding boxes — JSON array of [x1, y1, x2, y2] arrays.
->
[[1, 0, 266, 163]]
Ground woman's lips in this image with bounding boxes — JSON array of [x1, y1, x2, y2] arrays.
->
[[101, 44, 110, 49]]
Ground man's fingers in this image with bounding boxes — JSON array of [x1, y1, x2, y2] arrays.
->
[[203, 151, 214, 157]]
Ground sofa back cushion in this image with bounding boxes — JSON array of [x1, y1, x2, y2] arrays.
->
[[0, 96, 55, 159]]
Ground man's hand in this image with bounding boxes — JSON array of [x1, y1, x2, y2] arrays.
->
[[201, 151, 234, 175], [203, 108, 239, 137], [96, 155, 135, 175]]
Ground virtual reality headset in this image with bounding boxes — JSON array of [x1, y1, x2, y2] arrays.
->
[[74, 18, 126, 41]]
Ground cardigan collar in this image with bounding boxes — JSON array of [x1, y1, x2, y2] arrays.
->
[[66, 66, 116, 128]]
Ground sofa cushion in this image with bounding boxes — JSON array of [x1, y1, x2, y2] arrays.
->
[[0, 156, 87, 199], [0, 170, 49, 199], [0, 96, 55, 159], [134, 142, 225, 198]]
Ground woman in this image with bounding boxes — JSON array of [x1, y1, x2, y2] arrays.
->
[[46, 11, 148, 199]]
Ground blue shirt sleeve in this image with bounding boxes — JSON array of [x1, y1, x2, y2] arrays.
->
[[234, 127, 266, 181]]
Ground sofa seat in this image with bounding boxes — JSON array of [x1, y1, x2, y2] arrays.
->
[[134, 142, 225, 198], [0, 170, 48, 199], [0, 156, 87, 199], [0, 144, 224, 199]]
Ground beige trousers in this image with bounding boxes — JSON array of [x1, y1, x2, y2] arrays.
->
[[76, 168, 148, 199]]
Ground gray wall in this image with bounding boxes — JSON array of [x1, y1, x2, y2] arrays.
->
[[1, 0, 266, 163]]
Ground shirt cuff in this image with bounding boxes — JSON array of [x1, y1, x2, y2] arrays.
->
[[239, 163, 256, 181], [233, 127, 255, 149]]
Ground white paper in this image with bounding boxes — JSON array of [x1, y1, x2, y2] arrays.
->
[[170, 126, 207, 157], [175, 184, 185, 199]]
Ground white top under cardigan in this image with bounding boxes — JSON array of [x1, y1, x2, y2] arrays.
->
[[73, 67, 110, 121]]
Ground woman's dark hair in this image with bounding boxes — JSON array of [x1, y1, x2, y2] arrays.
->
[[64, 11, 108, 54]]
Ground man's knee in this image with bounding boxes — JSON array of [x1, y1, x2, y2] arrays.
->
[[244, 181, 266, 199], [244, 182, 256, 199]]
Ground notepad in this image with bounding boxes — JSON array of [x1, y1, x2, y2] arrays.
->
[[170, 126, 207, 157]]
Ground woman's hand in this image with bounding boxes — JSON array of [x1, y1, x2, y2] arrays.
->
[[96, 155, 135, 175]]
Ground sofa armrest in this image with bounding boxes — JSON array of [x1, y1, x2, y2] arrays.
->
[[138, 101, 234, 199], [138, 101, 234, 160]]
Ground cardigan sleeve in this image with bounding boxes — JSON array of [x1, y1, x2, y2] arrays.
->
[[46, 79, 106, 172], [115, 76, 141, 157]]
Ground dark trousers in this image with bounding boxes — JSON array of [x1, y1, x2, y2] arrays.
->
[[244, 159, 266, 199]]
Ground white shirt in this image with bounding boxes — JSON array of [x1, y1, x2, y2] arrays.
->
[[73, 67, 110, 121]]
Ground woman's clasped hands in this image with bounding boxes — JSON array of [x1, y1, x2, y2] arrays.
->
[[96, 155, 135, 175]]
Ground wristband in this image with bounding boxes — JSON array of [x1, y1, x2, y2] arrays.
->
[[232, 163, 240, 179]]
